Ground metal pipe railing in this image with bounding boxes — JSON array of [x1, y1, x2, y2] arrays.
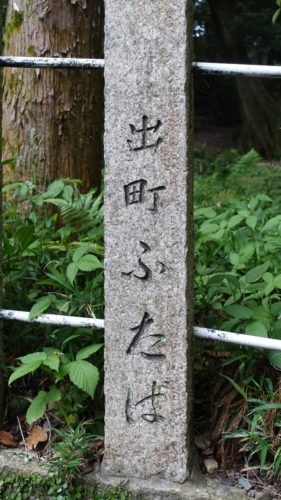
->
[[0, 56, 104, 70], [1, 57, 281, 79], [1, 309, 281, 352], [193, 62, 281, 78]]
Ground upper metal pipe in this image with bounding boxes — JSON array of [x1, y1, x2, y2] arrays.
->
[[1, 57, 281, 78], [193, 61, 281, 78], [0, 56, 104, 70]]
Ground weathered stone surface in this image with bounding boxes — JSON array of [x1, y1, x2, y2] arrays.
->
[[103, 0, 193, 484], [94, 473, 249, 499]]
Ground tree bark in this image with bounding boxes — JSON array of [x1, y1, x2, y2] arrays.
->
[[208, 0, 281, 158], [2, 0, 104, 190]]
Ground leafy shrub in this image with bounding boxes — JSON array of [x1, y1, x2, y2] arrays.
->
[[3, 179, 104, 426], [194, 148, 281, 475]]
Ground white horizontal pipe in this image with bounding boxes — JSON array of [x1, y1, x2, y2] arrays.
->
[[1, 58, 280, 79], [0, 56, 104, 70], [1, 309, 281, 352], [194, 326, 281, 351], [193, 62, 281, 78], [0, 309, 104, 329]]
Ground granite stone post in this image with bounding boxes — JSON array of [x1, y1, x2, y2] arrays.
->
[[103, 0, 194, 484]]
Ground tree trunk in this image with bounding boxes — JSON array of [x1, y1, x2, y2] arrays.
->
[[208, 0, 281, 158], [2, 0, 104, 190]]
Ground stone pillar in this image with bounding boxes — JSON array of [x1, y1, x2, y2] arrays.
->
[[103, 0, 193, 484]]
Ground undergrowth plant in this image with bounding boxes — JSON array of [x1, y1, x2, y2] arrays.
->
[[3, 178, 104, 426], [3, 148, 281, 477], [194, 147, 281, 476]]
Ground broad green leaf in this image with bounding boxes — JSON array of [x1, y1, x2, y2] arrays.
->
[[262, 215, 281, 232], [246, 216, 257, 230], [263, 272, 273, 284], [268, 350, 281, 371], [225, 274, 240, 291], [8, 361, 42, 385], [271, 302, 281, 315], [47, 387, 61, 403], [245, 321, 268, 337], [264, 283, 275, 296], [19, 352, 47, 364], [72, 243, 91, 262], [42, 180, 64, 198], [194, 207, 216, 219], [29, 295, 55, 320], [26, 391, 49, 425], [228, 215, 244, 228], [76, 254, 103, 272], [274, 275, 281, 289], [199, 223, 219, 234], [224, 304, 253, 319], [26, 388, 61, 425], [69, 360, 99, 398], [245, 262, 270, 284], [63, 185, 74, 203], [66, 262, 78, 285], [76, 344, 103, 361], [43, 353, 60, 372], [230, 253, 240, 266], [56, 362, 72, 382]]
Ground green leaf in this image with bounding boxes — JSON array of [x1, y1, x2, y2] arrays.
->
[[246, 216, 257, 230], [228, 215, 244, 228], [230, 253, 240, 266], [222, 374, 248, 400], [66, 262, 78, 285], [195, 207, 216, 219], [63, 185, 74, 203], [26, 388, 61, 425], [29, 295, 55, 320], [262, 215, 281, 231], [69, 360, 99, 398], [8, 361, 42, 385], [268, 350, 281, 371], [43, 353, 61, 372], [263, 272, 273, 284], [271, 302, 281, 315], [56, 362, 72, 382], [245, 321, 268, 337], [224, 304, 253, 319], [72, 243, 91, 262], [26, 391, 49, 425], [199, 223, 220, 234], [76, 344, 103, 361], [42, 180, 64, 198], [19, 352, 47, 364], [76, 254, 103, 272], [245, 262, 270, 284], [273, 8, 281, 24], [274, 275, 281, 289]]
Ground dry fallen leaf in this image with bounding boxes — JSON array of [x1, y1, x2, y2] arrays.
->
[[23, 425, 48, 450], [0, 430, 19, 448]]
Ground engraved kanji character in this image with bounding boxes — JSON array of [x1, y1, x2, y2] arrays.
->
[[127, 115, 163, 152], [124, 179, 147, 205]]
